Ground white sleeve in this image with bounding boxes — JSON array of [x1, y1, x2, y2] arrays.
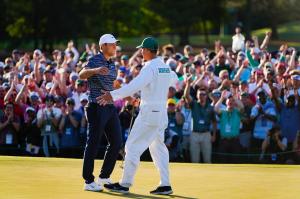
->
[[111, 65, 155, 100], [37, 109, 43, 120], [54, 108, 62, 119], [263, 83, 272, 96]]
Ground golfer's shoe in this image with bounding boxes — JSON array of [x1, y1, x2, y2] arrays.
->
[[84, 182, 103, 192], [150, 186, 173, 195], [104, 182, 129, 194], [98, 178, 113, 185]]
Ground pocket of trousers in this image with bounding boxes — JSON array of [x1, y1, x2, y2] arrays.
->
[[144, 110, 162, 127]]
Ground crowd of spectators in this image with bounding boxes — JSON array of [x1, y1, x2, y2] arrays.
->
[[1, 27, 300, 164]]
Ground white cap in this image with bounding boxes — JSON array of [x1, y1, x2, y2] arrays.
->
[[45, 82, 54, 90], [26, 107, 36, 113], [99, 34, 119, 46], [80, 93, 88, 102], [34, 49, 42, 56]]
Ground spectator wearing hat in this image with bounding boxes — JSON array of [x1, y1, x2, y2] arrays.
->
[[78, 93, 89, 146], [64, 40, 79, 69], [3, 63, 12, 82], [12, 49, 21, 64], [166, 58, 177, 72], [245, 40, 261, 68], [37, 94, 62, 157], [232, 26, 245, 53], [184, 75, 217, 163], [23, 107, 41, 156], [15, 77, 42, 121], [59, 97, 82, 157], [250, 91, 277, 157], [53, 96, 65, 110], [71, 79, 87, 110], [162, 44, 175, 58], [3, 81, 23, 119], [68, 72, 80, 92], [214, 90, 244, 163], [184, 45, 195, 62], [166, 98, 184, 161], [77, 93, 88, 116], [239, 92, 255, 158], [179, 98, 193, 162], [118, 66, 127, 81], [272, 85, 300, 162], [210, 89, 226, 151], [39, 65, 54, 92], [52, 49, 62, 66], [210, 47, 235, 77], [291, 74, 300, 96], [233, 58, 251, 82], [260, 126, 287, 164], [0, 102, 21, 155], [121, 55, 130, 70], [175, 56, 189, 75], [248, 69, 272, 97]]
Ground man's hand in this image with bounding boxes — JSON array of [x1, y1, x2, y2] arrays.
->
[[221, 90, 228, 100], [97, 90, 113, 106], [257, 79, 264, 88], [186, 75, 193, 85]]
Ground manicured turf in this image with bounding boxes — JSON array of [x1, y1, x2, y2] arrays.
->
[[0, 156, 299, 199]]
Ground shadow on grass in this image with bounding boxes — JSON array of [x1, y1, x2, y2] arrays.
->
[[99, 191, 198, 199]]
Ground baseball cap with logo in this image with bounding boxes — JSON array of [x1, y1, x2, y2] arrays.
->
[[99, 34, 119, 46], [136, 37, 158, 51], [167, 98, 176, 106]]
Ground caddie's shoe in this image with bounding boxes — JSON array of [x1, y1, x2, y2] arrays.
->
[[104, 182, 129, 194], [150, 186, 173, 195]]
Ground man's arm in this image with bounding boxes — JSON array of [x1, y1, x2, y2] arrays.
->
[[79, 67, 109, 79], [214, 91, 226, 115], [109, 65, 155, 101], [183, 75, 193, 104], [260, 31, 272, 50]]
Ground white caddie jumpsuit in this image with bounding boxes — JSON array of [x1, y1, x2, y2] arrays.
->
[[110, 57, 178, 187]]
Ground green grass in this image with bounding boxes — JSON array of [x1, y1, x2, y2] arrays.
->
[[0, 156, 299, 199]]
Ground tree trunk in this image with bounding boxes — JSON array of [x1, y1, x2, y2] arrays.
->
[[271, 24, 279, 40], [178, 29, 189, 46], [203, 21, 209, 44], [244, 0, 252, 40]]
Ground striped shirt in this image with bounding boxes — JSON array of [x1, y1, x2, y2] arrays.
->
[[85, 53, 117, 103]]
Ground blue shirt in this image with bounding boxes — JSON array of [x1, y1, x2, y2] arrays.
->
[[85, 53, 117, 103], [279, 104, 300, 143], [251, 101, 277, 140]]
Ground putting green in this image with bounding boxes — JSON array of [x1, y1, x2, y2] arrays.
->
[[0, 156, 299, 199]]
